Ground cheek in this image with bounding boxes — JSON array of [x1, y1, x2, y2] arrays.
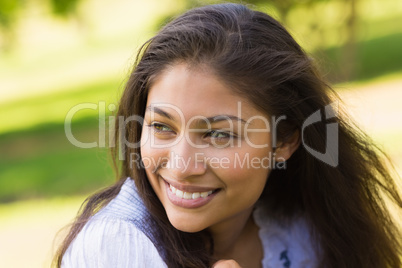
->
[[140, 130, 160, 187], [210, 147, 272, 188], [215, 144, 273, 170], [140, 146, 167, 181], [141, 127, 162, 170], [140, 145, 166, 201], [228, 163, 270, 190]]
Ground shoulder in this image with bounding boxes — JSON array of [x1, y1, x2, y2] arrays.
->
[[61, 178, 167, 267], [62, 216, 166, 267], [254, 205, 319, 268]]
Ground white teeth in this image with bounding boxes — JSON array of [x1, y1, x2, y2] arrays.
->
[[183, 192, 192, 199], [170, 184, 176, 194], [169, 184, 214, 199], [200, 192, 209, 198], [175, 189, 183, 198]]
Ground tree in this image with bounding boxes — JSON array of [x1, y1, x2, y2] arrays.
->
[[0, 0, 82, 51], [0, 0, 22, 51]]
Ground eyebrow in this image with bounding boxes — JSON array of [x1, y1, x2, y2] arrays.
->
[[146, 106, 173, 120], [145, 106, 247, 124]]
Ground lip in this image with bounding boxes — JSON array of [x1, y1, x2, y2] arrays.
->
[[161, 177, 220, 209], [164, 181, 219, 209], [160, 175, 217, 193]]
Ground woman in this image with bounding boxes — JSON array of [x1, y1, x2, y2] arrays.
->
[[55, 3, 402, 267]]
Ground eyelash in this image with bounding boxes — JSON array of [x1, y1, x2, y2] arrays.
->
[[205, 130, 235, 140], [147, 123, 236, 140], [147, 122, 174, 134]]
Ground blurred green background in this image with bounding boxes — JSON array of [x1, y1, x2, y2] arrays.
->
[[0, 0, 401, 267]]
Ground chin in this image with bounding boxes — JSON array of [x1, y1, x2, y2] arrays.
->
[[167, 213, 207, 233]]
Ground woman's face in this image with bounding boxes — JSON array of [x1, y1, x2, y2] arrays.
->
[[140, 63, 274, 233]]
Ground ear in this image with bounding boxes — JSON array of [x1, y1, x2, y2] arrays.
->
[[274, 130, 300, 162]]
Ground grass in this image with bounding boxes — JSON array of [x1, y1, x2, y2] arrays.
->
[[322, 32, 402, 82], [0, 77, 123, 133], [0, 117, 115, 202]]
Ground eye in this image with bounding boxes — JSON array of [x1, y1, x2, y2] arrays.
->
[[204, 130, 237, 147], [206, 130, 233, 140], [148, 122, 175, 134]]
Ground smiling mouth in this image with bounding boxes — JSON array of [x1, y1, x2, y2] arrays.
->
[[163, 179, 220, 208], [168, 184, 217, 200]]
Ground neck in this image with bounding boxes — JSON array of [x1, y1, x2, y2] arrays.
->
[[209, 206, 255, 258]]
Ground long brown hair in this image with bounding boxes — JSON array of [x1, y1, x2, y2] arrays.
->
[[54, 3, 402, 267]]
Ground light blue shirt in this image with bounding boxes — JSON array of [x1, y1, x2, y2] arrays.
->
[[62, 178, 318, 267]]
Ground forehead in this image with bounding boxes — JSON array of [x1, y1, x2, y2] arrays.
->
[[146, 64, 262, 119]]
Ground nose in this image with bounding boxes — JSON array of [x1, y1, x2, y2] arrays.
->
[[165, 135, 207, 180]]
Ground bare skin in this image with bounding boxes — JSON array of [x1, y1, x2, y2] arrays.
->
[[213, 259, 243, 268], [142, 63, 299, 267], [212, 210, 263, 268]]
